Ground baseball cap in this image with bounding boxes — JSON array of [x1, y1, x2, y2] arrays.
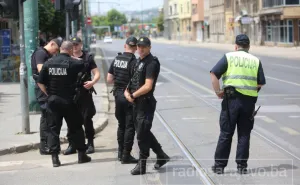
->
[[235, 34, 250, 46], [52, 37, 63, 47], [70, 36, 82, 44], [126, 36, 138, 46], [137, 37, 151, 46]]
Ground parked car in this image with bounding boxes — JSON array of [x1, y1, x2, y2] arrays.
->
[[103, 36, 112, 43]]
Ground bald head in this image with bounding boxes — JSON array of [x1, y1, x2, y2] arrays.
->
[[60, 41, 73, 55]]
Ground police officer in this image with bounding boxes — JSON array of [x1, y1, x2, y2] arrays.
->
[[64, 36, 100, 155], [107, 36, 138, 164], [31, 38, 62, 155], [210, 34, 266, 174], [124, 37, 170, 175], [37, 41, 92, 167]]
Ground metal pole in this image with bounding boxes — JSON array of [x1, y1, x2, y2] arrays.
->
[[19, 0, 30, 134], [66, 10, 70, 40], [71, 21, 75, 37], [24, 0, 39, 112]]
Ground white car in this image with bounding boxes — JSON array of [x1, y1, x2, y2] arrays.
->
[[103, 36, 112, 43]]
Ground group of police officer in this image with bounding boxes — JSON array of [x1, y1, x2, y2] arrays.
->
[[31, 33, 265, 175], [32, 37, 100, 167]]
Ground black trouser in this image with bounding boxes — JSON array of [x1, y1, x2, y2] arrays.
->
[[214, 96, 255, 168], [35, 85, 49, 147], [46, 95, 86, 153], [133, 96, 163, 158], [115, 90, 135, 152], [67, 92, 96, 142]]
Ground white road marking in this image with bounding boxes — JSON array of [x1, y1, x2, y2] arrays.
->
[[289, 116, 300, 118], [182, 117, 206, 120], [155, 95, 192, 98], [256, 116, 276, 123], [165, 99, 185, 102], [258, 105, 300, 113], [273, 64, 300, 70], [156, 82, 164, 86], [160, 71, 171, 74], [202, 60, 209, 63], [161, 66, 214, 94], [266, 76, 300, 87], [280, 127, 300, 136], [284, 98, 300, 100], [0, 161, 23, 167]]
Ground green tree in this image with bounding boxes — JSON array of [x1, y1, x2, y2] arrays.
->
[[38, 0, 65, 37], [106, 9, 127, 32], [38, 0, 55, 32], [157, 12, 164, 32]]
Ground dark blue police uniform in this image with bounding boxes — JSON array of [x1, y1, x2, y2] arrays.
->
[[210, 34, 266, 174], [38, 53, 91, 167]]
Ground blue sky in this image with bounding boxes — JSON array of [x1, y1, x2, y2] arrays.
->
[[89, 0, 163, 15]]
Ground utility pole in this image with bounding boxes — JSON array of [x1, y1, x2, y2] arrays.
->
[[66, 10, 70, 39], [19, 0, 30, 134], [24, 0, 39, 112], [71, 20, 78, 37]]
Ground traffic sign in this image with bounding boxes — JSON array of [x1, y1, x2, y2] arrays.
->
[[86, 17, 92, 25]]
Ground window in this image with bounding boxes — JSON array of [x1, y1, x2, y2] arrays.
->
[[265, 20, 293, 43], [181, 4, 183, 13], [174, 4, 177, 14], [299, 20, 300, 43], [263, 0, 284, 8], [169, 6, 172, 15], [187, 2, 190, 13], [286, 0, 300, 4], [226, 0, 231, 9], [192, 4, 197, 14]]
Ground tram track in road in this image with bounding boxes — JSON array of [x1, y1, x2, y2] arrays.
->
[[159, 66, 300, 162]]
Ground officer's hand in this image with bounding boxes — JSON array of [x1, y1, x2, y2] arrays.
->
[[216, 91, 224, 99], [71, 56, 82, 60], [84, 81, 94, 89], [124, 90, 134, 103]]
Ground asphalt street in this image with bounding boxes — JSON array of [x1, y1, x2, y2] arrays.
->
[[100, 39, 300, 185], [1, 40, 299, 185]]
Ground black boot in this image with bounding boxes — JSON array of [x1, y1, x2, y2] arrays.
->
[[52, 153, 61, 167], [118, 149, 123, 161], [63, 144, 76, 155], [121, 151, 138, 164], [131, 158, 147, 175], [237, 165, 248, 174], [78, 151, 92, 164], [154, 151, 170, 170], [39, 141, 50, 155], [212, 165, 224, 174], [86, 140, 95, 154]]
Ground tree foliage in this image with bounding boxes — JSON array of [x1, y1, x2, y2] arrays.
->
[[92, 9, 127, 36], [157, 11, 164, 32], [38, 0, 65, 37]]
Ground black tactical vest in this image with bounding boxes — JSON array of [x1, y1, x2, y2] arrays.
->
[[47, 57, 73, 99], [130, 55, 160, 97], [113, 53, 134, 89]]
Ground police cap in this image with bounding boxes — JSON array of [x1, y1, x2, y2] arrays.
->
[[126, 36, 138, 46], [52, 37, 63, 47], [137, 37, 151, 47], [70, 36, 82, 44], [235, 34, 250, 46]]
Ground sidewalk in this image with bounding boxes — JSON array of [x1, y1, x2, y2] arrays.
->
[[152, 38, 300, 60], [0, 82, 109, 156]]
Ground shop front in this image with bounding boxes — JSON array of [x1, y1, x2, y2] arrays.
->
[[0, 19, 20, 83]]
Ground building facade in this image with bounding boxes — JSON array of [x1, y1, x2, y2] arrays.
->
[[210, 0, 225, 43], [178, 0, 192, 40], [232, 0, 262, 45], [203, 0, 210, 41], [259, 0, 300, 46], [191, 0, 204, 42], [164, 0, 181, 40]]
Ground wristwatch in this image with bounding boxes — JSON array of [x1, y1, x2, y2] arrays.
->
[[130, 93, 135, 99], [215, 90, 222, 95]]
